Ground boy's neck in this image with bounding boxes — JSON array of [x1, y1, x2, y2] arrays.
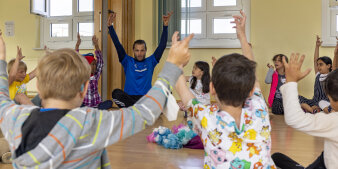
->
[[276, 68, 285, 75], [220, 104, 242, 128], [42, 98, 79, 110]]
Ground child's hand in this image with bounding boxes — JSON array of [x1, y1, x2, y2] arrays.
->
[[283, 53, 312, 83], [211, 56, 217, 66], [0, 30, 5, 61], [75, 33, 81, 51], [167, 31, 194, 69], [163, 11, 173, 26], [92, 35, 100, 50], [107, 12, 116, 26], [315, 35, 323, 47], [232, 10, 246, 39], [267, 63, 274, 69], [16, 46, 25, 60]]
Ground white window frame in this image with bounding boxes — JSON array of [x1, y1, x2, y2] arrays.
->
[[322, 0, 338, 46], [37, 0, 94, 49], [181, 12, 207, 39], [181, 0, 250, 48]]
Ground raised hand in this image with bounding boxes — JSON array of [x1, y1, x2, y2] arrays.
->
[[0, 30, 5, 61], [212, 56, 217, 67], [316, 35, 323, 47], [283, 53, 312, 83], [163, 11, 173, 26], [267, 63, 274, 69], [75, 33, 82, 51], [92, 35, 100, 51], [107, 12, 116, 26], [16, 46, 25, 60], [167, 31, 194, 69], [232, 10, 246, 39]]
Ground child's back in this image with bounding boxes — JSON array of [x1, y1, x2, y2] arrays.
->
[[175, 11, 276, 169], [187, 56, 274, 169]]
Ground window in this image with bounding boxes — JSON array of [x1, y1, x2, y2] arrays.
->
[[31, 0, 94, 49], [159, 0, 250, 48], [323, 0, 338, 46]]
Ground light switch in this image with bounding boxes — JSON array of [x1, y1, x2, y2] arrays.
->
[[5, 21, 15, 37]]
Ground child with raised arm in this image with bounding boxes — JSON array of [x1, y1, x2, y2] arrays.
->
[[7, 46, 36, 105], [265, 54, 288, 114], [75, 33, 112, 109], [299, 36, 333, 113], [272, 53, 338, 169], [0, 28, 194, 168], [175, 11, 276, 169]]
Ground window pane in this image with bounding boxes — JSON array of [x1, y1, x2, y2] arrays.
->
[[181, 0, 202, 8], [51, 24, 69, 37], [33, 0, 46, 12], [181, 19, 202, 34], [213, 19, 236, 34], [79, 0, 93, 12], [50, 0, 72, 16], [214, 0, 236, 6], [78, 22, 94, 36]]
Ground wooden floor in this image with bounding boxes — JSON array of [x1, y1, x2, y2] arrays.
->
[[0, 112, 323, 169]]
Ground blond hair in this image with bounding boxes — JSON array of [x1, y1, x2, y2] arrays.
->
[[37, 48, 91, 101], [7, 59, 27, 74]]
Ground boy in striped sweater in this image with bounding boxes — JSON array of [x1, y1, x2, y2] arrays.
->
[[0, 29, 193, 169]]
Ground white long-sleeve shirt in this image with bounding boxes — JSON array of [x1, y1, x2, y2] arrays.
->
[[281, 82, 338, 169]]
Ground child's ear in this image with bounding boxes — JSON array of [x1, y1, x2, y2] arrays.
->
[[210, 82, 216, 96], [80, 81, 89, 98]]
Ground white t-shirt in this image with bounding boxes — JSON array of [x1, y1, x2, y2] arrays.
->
[[189, 77, 210, 105]]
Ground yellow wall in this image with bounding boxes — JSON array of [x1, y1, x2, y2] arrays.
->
[[135, 0, 334, 100], [0, 0, 92, 93]]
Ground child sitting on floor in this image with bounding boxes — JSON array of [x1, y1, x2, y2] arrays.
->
[[299, 36, 333, 113], [178, 61, 211, 116], [265, 54, 288, 115], [175, 11, 276, 169], [7, 46, 36, 105], [75, 33, 112, 109]]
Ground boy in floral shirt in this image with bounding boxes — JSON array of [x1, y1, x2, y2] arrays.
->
[[175, 11, 276, 169]]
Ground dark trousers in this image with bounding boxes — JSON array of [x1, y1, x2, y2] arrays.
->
[[111, 89, 143, 108], [272, 152, 326, 169], [272, 98, 284, 115]]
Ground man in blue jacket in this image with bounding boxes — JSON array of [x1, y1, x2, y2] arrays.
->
[[108, 12, 173, 108]]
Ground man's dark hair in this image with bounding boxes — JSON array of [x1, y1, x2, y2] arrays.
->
[[324, 69, 338, 101], [212, 53, 257, 107], [133, 40, 147, 50]]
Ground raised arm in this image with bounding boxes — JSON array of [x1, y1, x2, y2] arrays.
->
[[8, 46, 25, 85], [232, 10, 253, 61], [333, 37, 338, 71], [314, 35, 322, 74], [265, 64, 274, 84], [153, 12, 173, 62], [75, 33, 81, 52], [107, 13, 127, 62], [28, 68, 37, 80], [0, 30, 5, 61], [92, 35, 104, 76]]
